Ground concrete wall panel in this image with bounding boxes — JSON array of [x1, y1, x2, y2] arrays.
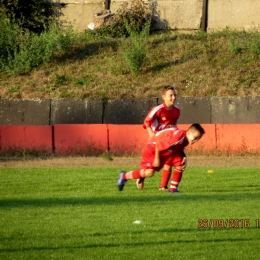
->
[[55, 0, 260, 32], [175, 97, 211, 124], [108, 124, 148, 155], [154, 0, 203, 30], [0, 99, 50, 125], [51, 98, 86, 124], [1, 126, 24, 151], [0, 124, 259, 155], [103, 98, 158, 124], [54, 124, 108, 154], [216, 124, 260, 153], [208, 0, 260, 32], [85, 99, 103, 123], [56, 0, 104, 32], [56, 0, 203, 31], [51, 98, 103, 124], [211, 96, 260, 124], [1, 97, 260, 125], [110, 0, 127, 13], [1, 125, 53, 152], [110, 0, 203, 30]]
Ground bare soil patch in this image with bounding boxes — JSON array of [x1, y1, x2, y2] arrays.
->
[[0, 156, 259, 168]]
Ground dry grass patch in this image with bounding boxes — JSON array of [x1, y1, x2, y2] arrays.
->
[[1, 155, 260, 168]]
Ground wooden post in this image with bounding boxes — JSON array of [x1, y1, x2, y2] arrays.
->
[[104, 0, 110, 10], [201, 0, 208, 32]]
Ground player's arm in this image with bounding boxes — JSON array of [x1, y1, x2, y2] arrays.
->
[[146, 127, 155, 137], [143, 118, 155, 137], [143, 106, 160, 136], [179, 150, 187, 170], [152, 145, 160, 167], [180, 151, 186, 158]]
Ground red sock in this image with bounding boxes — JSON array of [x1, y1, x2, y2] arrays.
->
[[159, 170, 171, 188], [124, 169, 145, 180], [169, 169, 183, 191]]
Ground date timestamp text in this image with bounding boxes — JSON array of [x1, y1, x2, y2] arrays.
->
[[197, 219, 259, 229]]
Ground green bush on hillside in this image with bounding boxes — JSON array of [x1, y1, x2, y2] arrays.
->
[[0, 0, 61, 34], [0, 18, 77, 75], [90, 0, 154, 38], [121, 18, 151, 74], [0, 0, 72, 75]]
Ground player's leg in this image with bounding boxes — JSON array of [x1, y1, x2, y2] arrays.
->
[[117, 168, 155, 191], [136, 177, 145, 189], [167, 152, 186, 193], [117, 170, 127, 191], [136, 143, 157, 190], [159, 164, 172, 190], [168, 166, 184, 193]]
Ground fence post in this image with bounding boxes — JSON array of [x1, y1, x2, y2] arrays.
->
[[104, 0, 110, 10], [201, 0, 208, 32]]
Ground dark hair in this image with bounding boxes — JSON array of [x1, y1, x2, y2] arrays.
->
[[162, 85, 176, 95], [189, 123, 205, 135]]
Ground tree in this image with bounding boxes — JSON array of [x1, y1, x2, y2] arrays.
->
[[0, 0, 62, 33]]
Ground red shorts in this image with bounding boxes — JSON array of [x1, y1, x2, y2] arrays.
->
[[164, 153, 183, 167], [140, 144, 183, 171]]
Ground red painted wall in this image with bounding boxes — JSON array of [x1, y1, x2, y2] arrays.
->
[[54, 124, 108, 155], [176, 124, 217, 153], [215, 124, 260, 153], [0, 124, 259, 155], [0, 125, 53, 153], [108, 125, 148, 155]]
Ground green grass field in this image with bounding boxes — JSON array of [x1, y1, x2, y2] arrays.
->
[[0, 166, 259, 259]]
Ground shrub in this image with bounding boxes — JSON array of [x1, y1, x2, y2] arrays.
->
[[0, 0, 62, 34], [121, 18, 151, 74], [91, 0, 153, 38], [0, 15, 18, 72], [0, 18, 77, 75]]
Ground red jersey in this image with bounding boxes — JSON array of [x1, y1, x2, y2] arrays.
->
[[143, 103, 180, 133], [140, 128, 188, 169], [149, 128, 188, 155]]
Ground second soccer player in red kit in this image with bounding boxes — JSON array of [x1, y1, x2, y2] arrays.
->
[[117, 124, 205, 192], [139, 85, 181, 190]]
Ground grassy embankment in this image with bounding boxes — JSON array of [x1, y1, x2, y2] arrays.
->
[[1, 28, 260, 99]]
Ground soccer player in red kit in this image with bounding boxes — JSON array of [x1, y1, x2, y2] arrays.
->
[[117, 124, 205, 192], [139, 85, 180, 190]]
